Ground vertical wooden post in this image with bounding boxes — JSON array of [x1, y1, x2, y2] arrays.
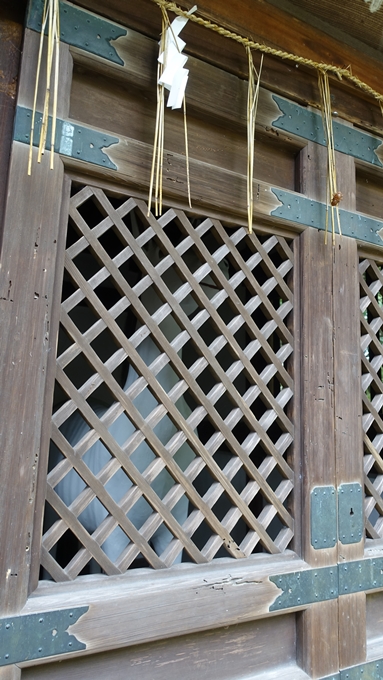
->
[[297, 141, 338, 678], [333, 151, 366, 670], [0, 30, 72, 680], [297, 139, 365, 675], [297, 225, 339, 678]]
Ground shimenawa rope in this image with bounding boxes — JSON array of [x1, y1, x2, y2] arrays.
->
[[151, 0, 383, 109]]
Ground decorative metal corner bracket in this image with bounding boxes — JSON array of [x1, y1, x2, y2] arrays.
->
[[271, 189, 383, 248], [14, 106, 119, 170], [0, 606, 88, 666], [321, 657, 383, 679], [27, 0, 127, 65], [270, 556, 383, 612], [311, 483, 364, 550], [269, 566, 338, 611], [272, 94, 383, 169]]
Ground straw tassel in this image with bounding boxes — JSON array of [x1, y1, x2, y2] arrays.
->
[[318, 70, 342, 245], [148, 10, 166, 217], [246, 48, 263, 235], [28, 0, 60, 175], [364, 0, 383, 12], [148, 6, 195, 216]]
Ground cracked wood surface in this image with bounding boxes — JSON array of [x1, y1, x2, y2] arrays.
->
[[19, 553, 303, 659]]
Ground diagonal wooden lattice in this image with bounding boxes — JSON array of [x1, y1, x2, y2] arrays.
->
[[360, 258, 383, 539], [41, 185, 295, 581]]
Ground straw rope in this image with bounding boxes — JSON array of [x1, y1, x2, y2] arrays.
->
[[151, 0, 383, 108]]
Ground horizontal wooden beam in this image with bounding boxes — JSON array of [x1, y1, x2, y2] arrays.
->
[[26, 0, 383, 170], [14, 106, 119, 169], [59, 0, 383, 136], [14, 106, 383, 248], [272, 95, 383, 169], [271, 189, 383, 249], [20, 553, 303, 664], [13, 544, 383, 667]]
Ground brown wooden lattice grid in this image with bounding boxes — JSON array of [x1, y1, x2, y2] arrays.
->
[[41, 184, 295, 581], [360, 258, 383, 539]]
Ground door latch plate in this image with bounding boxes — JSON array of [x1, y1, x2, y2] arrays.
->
[[338, 483, 363, 545]]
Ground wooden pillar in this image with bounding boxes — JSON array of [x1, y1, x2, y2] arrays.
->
[[332, 150, 366, 671], [0, 30, 72, 680], [297, 224, 339, 678], [297, 141, 338, 678], [297, 139, 365, 676]]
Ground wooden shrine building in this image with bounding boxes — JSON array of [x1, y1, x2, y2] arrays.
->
[[2, 0, 383, 677]]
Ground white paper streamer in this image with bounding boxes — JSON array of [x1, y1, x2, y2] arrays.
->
[[158, 7, 196, 109], [364, 0, 383, 11]]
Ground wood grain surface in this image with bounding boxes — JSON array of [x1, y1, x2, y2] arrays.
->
[[20, 552, 305, 659]]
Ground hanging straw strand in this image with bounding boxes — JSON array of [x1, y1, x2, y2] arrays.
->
[[246, 47, 263, 234], [148, 6, 192, 216], [318, 70, 342, 244], [183, 95, 192, 209], [148, 10, 166, 216], [29, 0, 60, 175], [37, 1, 53, 162], [28, 0, 49, 175], [50, 0, 60, 169]]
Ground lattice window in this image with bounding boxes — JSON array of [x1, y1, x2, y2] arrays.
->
[[41, 184, 295, 581], [360, 257, 383, 538]]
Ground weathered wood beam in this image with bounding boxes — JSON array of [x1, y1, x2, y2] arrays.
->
[[64, 0, 383, 135], [332, 153, 366, 670], [18, 552, 306, 664], [19, 605, 302, 679], [26, 1, 383, 157], [13, 109, 383, 248]]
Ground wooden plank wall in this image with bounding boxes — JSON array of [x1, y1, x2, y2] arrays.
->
[[21, 614, 301, 680], [69, 65, 299, 191], [63, 5, 383, 236]]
